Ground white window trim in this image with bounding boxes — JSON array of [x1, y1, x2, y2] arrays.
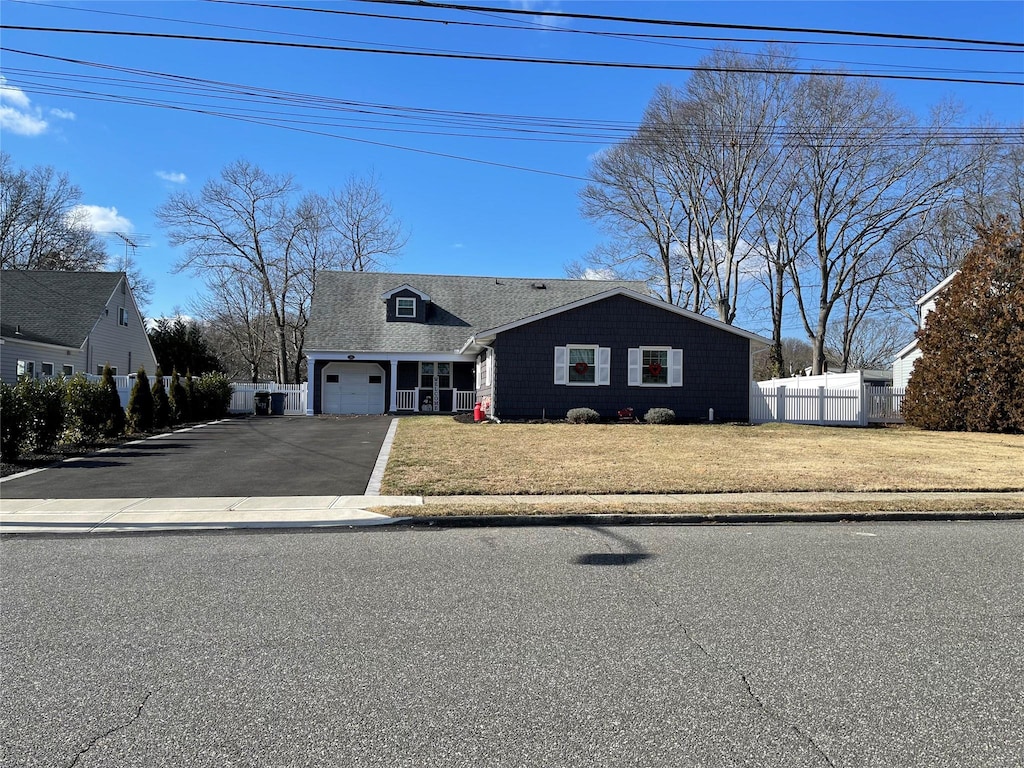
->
[[628, 346, 683, 387], [396, 297, 417, 318], [41, 361, 55, 377], [118, 307, 130, 326], [17, 360, 35, 377], [62, 364, 74, 376], [555, 345, 610, 387]]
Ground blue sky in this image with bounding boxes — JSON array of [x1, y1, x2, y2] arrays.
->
[[2, 0, 1022, 335]]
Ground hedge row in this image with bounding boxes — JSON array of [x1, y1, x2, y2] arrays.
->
[[0, 366, 233, 461]]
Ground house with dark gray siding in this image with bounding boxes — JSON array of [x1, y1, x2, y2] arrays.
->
[[0, 270, 157, 384], [304, 271, 770, 421]]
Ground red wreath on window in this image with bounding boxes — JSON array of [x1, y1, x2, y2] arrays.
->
[[574, 361, 589, 375], [648, 361, 663, 377]]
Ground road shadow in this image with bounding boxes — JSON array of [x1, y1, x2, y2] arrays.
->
[[573, 526, 656, 567]]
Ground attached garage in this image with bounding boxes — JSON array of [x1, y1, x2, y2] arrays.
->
[[321, 362, 386, 415]]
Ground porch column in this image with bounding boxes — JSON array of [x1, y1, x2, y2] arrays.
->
[[390, 359, 398, 413], [305, 356, 316, 415]]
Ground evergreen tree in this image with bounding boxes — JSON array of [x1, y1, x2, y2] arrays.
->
[[169, 369, 188, 425], [903, 218, 1024, 432], [99, 363, 125, 437], [126, 366, 154, 433], [185, 370, 196, 422], [151, 366, 170, 429]]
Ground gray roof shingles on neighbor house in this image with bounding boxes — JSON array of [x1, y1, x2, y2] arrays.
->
[[305, 271, 646, 353], [0, 270, 125, 347]]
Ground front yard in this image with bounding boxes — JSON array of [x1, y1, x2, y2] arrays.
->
[[379, 418, 1024, 496]]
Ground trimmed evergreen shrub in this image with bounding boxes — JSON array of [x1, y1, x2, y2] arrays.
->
[[0, 382, 28, 460], [23, 376, 66, 453], [151, 367, 170, 429], [192, 373, 233, 420], [62, 374, 107, 445], [185, 370, 196, 421], [644, 407, 676, 425], [126, 366, 155, 433], [566, 407, 601, 424], [903, 218, 1024, 433], [100, 364, 125, 437], [169, 369, 188, 425]]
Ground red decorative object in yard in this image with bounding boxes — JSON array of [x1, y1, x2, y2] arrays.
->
[[574, 361, 589, 375]]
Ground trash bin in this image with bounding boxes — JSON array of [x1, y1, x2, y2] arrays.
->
[[270, 392, 287, 416], [253, 391, 271, 416]]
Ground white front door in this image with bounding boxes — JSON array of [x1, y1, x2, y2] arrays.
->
[[323, 363, 385, 414]]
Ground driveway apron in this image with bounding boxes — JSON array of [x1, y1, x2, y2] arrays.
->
[[0, 415, 395, 498]]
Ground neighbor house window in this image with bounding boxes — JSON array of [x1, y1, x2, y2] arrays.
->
[[118, 307, 129, 326], [568, 346, 596, 384], [96, 365, 118, 376], [41, 362, 54, 377], [17, 360, 34, 378], [553, 345, 610, 386], [628, 347, 683, 387], [419, 362, 434, 388], [62, 364, 74, 376], [396, 297, 416, 318]]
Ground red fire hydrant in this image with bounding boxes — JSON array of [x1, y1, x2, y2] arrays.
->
[[473, 402, 484, 422]]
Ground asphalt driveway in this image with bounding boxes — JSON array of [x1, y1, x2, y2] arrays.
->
[[0, 416, 394, 499]]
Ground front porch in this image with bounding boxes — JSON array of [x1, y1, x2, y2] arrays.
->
[[395, 389, 476, 413]]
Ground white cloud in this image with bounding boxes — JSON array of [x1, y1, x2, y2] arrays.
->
[[581, 268, 617, 280], [49, 108, 76, 121], [0, 77, 48, 136], [69, 205, 133, 234], [156, 170, 188, 184], [452, 242, 464, 249]]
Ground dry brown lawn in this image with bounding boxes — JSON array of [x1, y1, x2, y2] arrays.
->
[[379, 418, 1024, 496]]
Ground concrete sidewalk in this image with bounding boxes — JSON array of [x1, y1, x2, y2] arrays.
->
[[2, 492, 1022, 534]]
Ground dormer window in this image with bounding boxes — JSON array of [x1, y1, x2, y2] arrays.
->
[[396, 297, 417, 318]]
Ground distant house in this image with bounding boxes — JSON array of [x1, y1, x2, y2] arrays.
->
[[892, 271, 959, 389], [0, 270, 158, 384], [304, 271, 770, 421]]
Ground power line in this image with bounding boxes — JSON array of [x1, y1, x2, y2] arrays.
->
[[349, 0, 1024, 48], [1, 25, 1021, 86], [4, 49, 1020, 148]]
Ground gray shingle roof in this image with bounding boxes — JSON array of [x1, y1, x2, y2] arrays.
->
[[305, 271, 647, 353], [1, 270, 124, 347]]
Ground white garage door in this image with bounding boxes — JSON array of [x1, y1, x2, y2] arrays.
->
[[323, 363, 385, 414]]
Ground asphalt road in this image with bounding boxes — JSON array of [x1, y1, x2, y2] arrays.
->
[[0, 415, 394, 498], [2, 522, 1022, 768]]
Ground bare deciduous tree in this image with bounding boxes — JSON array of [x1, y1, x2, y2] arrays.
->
[[782, 77, 962, 373], [0, 152, 108, 271], [329, 172, 407, 272], [158, 162, 407, 383]]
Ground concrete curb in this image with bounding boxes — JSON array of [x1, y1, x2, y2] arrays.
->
[[381, 509, 1024, 528]]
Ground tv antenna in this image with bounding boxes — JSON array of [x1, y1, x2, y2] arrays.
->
[[112, 232, 138, 272]]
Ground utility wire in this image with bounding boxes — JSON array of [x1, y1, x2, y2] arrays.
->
[[350, 0, 1024, 48], [2, 25, 1021, 86]]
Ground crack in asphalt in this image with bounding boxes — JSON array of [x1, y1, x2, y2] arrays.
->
[[577, 527, 838, 768], [67, 688, 158, 768]]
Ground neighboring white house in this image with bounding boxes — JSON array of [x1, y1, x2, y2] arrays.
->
[[0, 270, 158, 384], [892, 271, 959, 389]]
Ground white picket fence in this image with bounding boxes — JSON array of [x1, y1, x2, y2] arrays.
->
[[85, 375, 307, 415], [229, 383, 306, 415], [751, 384, 906, 426]]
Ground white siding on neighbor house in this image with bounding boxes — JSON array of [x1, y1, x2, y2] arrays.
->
[[0, 338, 86, 384], [893, 347, 923, 389], [87, 280, 158, 376]]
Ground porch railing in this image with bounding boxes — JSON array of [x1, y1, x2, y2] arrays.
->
[[394, 389, 476, 412]]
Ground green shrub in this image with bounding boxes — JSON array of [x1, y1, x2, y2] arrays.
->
[[25, 376, 66, 453], [169, 369, 188, 424], [62, 374, 107, 445], [0, 382, 28, 460], [126, 366, 154, 433], [100, 364, 125, 437], [644, 407, 676, 425], [192, 372, 233, 420], [151, 367, 170, 429], [566, 407, 601, 424]]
